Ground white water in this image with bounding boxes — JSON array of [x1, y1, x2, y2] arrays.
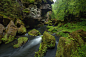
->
[[8, 35, 42, 57]]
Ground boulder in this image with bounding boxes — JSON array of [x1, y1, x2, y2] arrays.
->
[[18, 25, 26, 34], [56, 30, 86, 57], [28, 29, 41, 36], [13, 37, 28, 48], [1, 20, 17, 44], [42, 31, 56, 48], [6, 20, 17, 36], [35, 31, 56, 57], [0, 24, 5, 44]]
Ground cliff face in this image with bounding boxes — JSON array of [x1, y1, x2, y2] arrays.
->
[[0, 0, 53, 28], [21, 0, 53, 28], [0, 0, 53, 44]]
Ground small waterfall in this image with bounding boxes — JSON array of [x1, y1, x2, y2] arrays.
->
[[10, 35, 42, 57]]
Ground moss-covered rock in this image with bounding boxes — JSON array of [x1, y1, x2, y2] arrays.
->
[[56, 30, 86, 57], [35, 43, 47, 57], [1, 34, 15, 44], [28, 29, 41, 36], [6, 20, 18, 36], [35, 31, 56, 57], [13, 37, 28, 48], [18, 25, 26, 34], [1, 20, 17, 44], [42, 31, 56, 48]]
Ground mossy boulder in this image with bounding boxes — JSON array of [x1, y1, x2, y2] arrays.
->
[[1, 34, 15, 44], [6, 20, 17, 36], [13, 37, 28, 48], [42, 31, 56, 48], [56, 30, 86, 57], [18, 25, 26, 34], [28, 29, 41, 36], [35, 31, 56, 57], [35, 43, 47, 57], [1, 20, 17, 44]]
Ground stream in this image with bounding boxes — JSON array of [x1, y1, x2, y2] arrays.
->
[[0, 25, 59, 57]]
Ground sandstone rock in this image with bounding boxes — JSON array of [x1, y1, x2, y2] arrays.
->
[[18, 25, 26, 34], [13, 37, 28, 48], [28, 29, 41, 36], [0, 24, 5, 44], [6, 20, 17, 36]]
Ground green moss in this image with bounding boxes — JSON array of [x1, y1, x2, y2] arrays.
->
[[1, 34, 15, 44], [42, 31, 56, 48], [18, 25, 26, 34], [13, 37, 28, 48], [0, 0, 23, 19], [28, 29, 41, 36], [35, 31, 56, 57], [35, 43, 47, 57]]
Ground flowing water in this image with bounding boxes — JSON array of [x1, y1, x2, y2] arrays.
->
[[0, 25, 59, 57]]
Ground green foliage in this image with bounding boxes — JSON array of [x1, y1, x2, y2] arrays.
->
[[22, 0, 35, 3], [0, 0, 22, 19], [47, 26, 57, 32], [51, 0, 86, 21], [56, 31, 69, 37], [71, 44, 86, 57], [78, 44, 86, 57], [47, 20, 86, 37]]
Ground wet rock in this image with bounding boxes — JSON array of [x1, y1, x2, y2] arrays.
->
[[18, 25, 26, 34], [0, 24, 5, 44], [28, 29, 41, 36], [6, 20, 17, 36], [13, 37, 28, 48]]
